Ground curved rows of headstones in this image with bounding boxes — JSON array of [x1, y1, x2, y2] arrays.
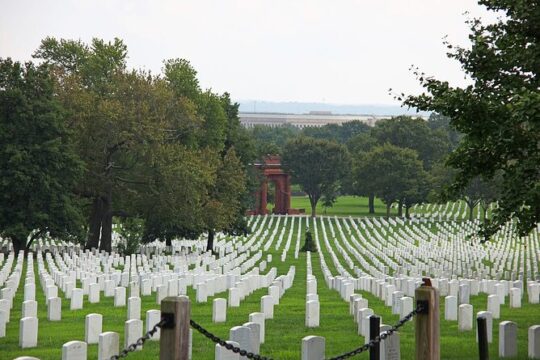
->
[[1, 212, 540, 359], [0, 215, 298, 360], [302, 215, 540, 359]]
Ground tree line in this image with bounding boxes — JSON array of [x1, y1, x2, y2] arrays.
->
[[251, 114, 499, 219], [0, 38, 256, 253]]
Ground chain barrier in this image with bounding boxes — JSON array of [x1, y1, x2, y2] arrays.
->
[[110, 318, 168, 360], [190, 319, 273, 360], [326, 302, 424, 360], [111, 302, 423, 360]]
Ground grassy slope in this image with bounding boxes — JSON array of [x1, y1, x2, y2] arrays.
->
[[2, 216, 538, 359]]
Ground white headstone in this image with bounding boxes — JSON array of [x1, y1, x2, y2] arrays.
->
[[499, 321, 517, 358], [229, 288, 240, 307], [306, 300, 320, 328], [215, 340, 240, 360], [71, 288, 83, 310], [509, 287, 521, 308], [445, 296, 458, 321], [146, 309, 161, 341], [85, 313, 103, 344], [98, 331, 119, 360], [88, 283, 100, 303], [380, 324, 400, 360], [213, 298, 227, 323], [114, 287, 126, 307], [302, 335, 325, 360], [229, 326, 253, 354], [19, 316, 38, 348], [458, 304, 473, 331], [0, 310, 6, 337], [243, 322, 261, 354], [127, 297, 141, 320], [248, 312, 265, 344], [487, 294, 500, 319], [528, 325, 540, 360], [62, 340, 87, 360], [22, 300, 37, 318], [124, 319, 143, 351], [261, 295, 274, 319], [47, 297, 61, 321]]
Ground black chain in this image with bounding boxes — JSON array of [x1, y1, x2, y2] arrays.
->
[[190, 319, 273, 360], [110, 318, 167, 360], [326, 303, 424, 360]]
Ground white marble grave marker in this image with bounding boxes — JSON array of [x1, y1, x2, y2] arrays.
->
[[213, 298, 227, 323], [499, 321, 517, 358], [62, 340, 87, 360], [302, 335, 325, 360], [98, 331, 119, 360], [85, 313, 103, 344]]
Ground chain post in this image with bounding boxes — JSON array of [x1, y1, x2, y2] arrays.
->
[[160, 296, 190, 360], [415, 278, 440, 360], [369, 315, 381, 360]]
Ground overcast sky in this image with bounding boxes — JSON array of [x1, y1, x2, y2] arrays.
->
[[0, 1, 495, 106]]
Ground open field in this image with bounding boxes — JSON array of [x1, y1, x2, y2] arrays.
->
[[1, 214, 539, 359]]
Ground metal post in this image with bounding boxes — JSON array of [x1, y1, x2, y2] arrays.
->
[[160, 296, 190, 360], [369, 315, 380, 360], [415, 278, 440, 360], [477, 317, 489, 360]]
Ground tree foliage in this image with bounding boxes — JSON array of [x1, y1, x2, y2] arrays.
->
[[0, 59, 84, 253], [403, 0, 540, 238], [356, 144, 427, 217], [282, 137, 350, 217], [28, 37, 252, 252]]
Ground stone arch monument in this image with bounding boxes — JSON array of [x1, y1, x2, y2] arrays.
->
[[250, 155, 301, 215]]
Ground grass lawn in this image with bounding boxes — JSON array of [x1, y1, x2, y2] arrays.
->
[[290, 195, 397, 217]]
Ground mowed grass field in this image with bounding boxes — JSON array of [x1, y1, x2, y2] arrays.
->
[[2, 215, 538, 359], [290, 195, 394, 217]]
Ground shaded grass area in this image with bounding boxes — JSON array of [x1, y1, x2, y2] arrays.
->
[[2, 216, 539, 359], [291, 195, 396, 217]]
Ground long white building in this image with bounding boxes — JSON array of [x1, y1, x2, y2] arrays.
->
[[239, 111, 396, 128]]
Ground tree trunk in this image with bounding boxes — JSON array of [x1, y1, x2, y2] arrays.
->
[[99, 190, 113, 253], [12, 238, 25, 255], [309, 196, 318, 218], [386, 203, 391, 218], [368, 193, 375, 214], [405, 205, 411, 219], [206, 230, 215, 252], [398, 201, 403, 217], [85, 196, 103, 250], [468, 201, 474, 221]]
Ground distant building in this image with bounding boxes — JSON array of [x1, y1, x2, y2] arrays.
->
[[239, 112, 394, 128]]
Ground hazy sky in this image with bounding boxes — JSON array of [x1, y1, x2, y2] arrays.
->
[[0, 1, 495, 105]]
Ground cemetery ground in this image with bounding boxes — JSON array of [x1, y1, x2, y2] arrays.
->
[[1, 213, 540, 359]]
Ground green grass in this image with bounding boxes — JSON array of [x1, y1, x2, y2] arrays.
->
[[290, 195, 397, 217], [2, 215, 539, 359]]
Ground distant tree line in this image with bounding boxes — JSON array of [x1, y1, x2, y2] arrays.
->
[[252, 115, 499, 219], [0, 37, 257, 253]]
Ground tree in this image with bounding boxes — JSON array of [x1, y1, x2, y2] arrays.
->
[[282, 137, 350, 217], [403, 0, 540, 238], [371, 116, 450, 170], [0, 59, 84, 253], [348, 133, 378, 213], [359, 144, 425, 218]]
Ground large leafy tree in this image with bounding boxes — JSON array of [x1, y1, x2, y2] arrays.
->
[[282, 137, 350, 217], [371, 116, 450, 170], [358, 144, 425, 218], [403, 0, 540, 238], [348, 133, 378, 213], [0, 59, 84, 253]]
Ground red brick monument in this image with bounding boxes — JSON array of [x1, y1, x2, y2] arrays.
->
[[250, 155, 301, 215]]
